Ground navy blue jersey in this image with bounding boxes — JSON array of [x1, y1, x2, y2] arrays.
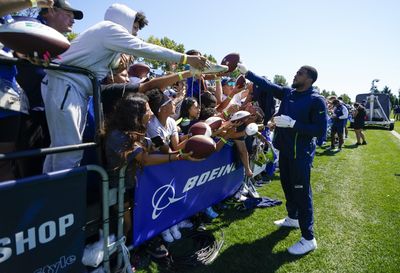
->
[[246, 71, 327, 159]]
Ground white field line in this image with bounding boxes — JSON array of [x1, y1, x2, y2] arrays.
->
[[391, 130, 400, 141]]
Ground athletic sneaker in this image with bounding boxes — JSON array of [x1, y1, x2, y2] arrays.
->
[[146, 238, 169, 258], [273, 217, 300, 228], [204, 206, 219, 219], [170, 224, 182, 240], [191, 62, 228, 75], [246, 182, 260, 198], [288, 237, 317, 255], [241, 183, 249, 195], [161, 229, 174, 243], [82, 240, 103, 268], [82, 233, 115, 268], [178, 219, 193, 229], [234, 191, 248, 201], [362, 141, 367, 145]]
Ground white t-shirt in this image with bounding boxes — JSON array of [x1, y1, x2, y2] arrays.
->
[[46, 20, 182, 96], [146, 116, 178, 149], [221, 93, 242, 111]]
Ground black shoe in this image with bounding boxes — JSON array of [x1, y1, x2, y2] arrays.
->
[[197, 222, 207, 231], [362, 141, 367, 145], [355, 142, 361, 145], [146, 238, 169, 258]]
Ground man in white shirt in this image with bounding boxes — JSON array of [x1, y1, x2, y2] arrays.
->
[[42, 3, 207, 172]]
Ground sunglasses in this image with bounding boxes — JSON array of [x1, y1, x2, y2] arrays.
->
[[227, 82, 236, 87]]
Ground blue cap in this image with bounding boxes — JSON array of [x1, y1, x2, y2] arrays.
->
[[221, 77, 234, 86]]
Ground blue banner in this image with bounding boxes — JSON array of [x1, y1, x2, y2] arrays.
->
[[0, 168, 87, 273], [133, 145, 244, 247]]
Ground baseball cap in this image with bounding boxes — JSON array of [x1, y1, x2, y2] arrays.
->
[[163, 88, 177, 98], [158, 94, 172, 111], [53, 0, 83, 20], [221, 77, 234, 86]]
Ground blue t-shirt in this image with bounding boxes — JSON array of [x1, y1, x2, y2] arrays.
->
[[0, 15, 21, 119]]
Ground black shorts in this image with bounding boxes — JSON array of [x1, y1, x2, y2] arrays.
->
[[353, 122, 364, 130]]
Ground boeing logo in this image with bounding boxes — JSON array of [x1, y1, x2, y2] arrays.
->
[[151, 179, 185, 220], [151, 163, 236, 220]]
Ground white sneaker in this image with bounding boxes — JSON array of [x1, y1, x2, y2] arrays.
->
[[288, 237, 317, 255], [241, 183, 249, 195], [82, 241, 103, 268], [234, 191, 248, 201], [246, 182, 260, 198], [178, 219, 193, 229], [191, 62, 228, 75], [169, 224, 181, 240], [273, 217, 300, 228], [161, 229, 174, 243], [82, 232, 115, 268]]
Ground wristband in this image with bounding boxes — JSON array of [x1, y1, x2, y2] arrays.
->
[[227, 95, 232, 100], [219, 137, 227, 144], [181, 54, 187, 65], [223, 110, 229, 118], [215, 79, 221, 83], [30, 0, 38, 7], [177, 72, 184, 81]]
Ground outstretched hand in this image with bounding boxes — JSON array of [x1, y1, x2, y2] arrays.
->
[[187, 55, 208, 70], [237, 63, 248, 74], [179, 151, 205, 162]]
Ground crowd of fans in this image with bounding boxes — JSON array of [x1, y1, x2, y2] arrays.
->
[[0, 0, 376, 270]]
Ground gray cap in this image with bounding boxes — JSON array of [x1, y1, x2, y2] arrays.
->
[[54, 0, 83, 20]]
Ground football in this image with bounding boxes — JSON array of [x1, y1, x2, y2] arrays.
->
[[0, 20, 70, 57], [205, 116, 224, 131], [128, 63, 150, 78], [230, 110, 251, 122], [184, 135, 216, 159], [235, 75, 246, 89], [245, 123, 259, 136], [188, 121, 212, 137], [221, 53, 240, 73]]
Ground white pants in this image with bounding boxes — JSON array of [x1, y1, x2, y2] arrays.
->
[[41, 76, 88, 173]]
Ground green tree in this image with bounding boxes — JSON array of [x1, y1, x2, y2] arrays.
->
[[144, 36, 185, 71], [273, 75, 288, 87], [381, 86, 396, 106], [339, 93, 352, 104], [203, 54, 217, 63], [321, 89, 330, 98], [144, 36, 219, 72]]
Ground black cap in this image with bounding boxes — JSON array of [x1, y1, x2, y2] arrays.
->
[[54, 0, 83, 20]]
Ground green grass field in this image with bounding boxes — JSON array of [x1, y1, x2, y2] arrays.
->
[[136, 128, 400, 273]]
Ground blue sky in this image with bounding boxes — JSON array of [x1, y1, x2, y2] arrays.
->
[[71, 0, 399, 101]]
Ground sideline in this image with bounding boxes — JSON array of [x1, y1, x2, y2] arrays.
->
[[390, 130, 400, 141]]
